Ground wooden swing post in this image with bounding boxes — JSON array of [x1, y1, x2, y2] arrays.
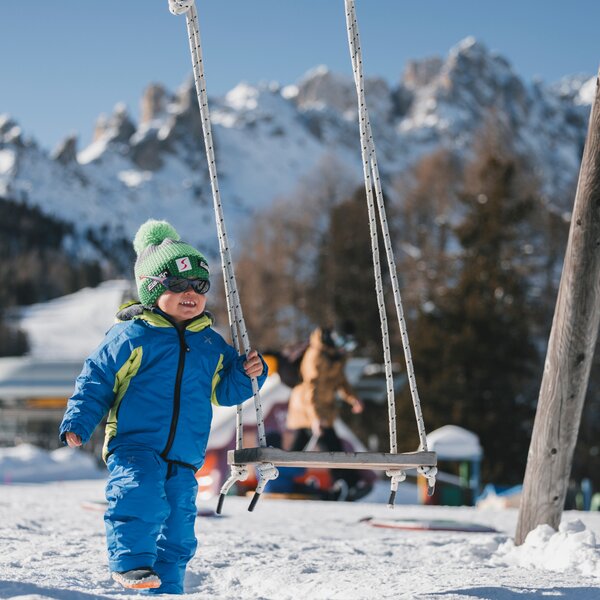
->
[[515, 69, 600, 545]]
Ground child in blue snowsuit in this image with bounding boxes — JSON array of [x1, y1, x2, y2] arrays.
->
[[59, 219, 267, 594]]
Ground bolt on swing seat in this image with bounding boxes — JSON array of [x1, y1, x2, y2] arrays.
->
[[169, 0, 438, 512]]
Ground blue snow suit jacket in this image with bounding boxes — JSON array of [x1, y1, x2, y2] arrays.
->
[[59, 304, 267, 471]]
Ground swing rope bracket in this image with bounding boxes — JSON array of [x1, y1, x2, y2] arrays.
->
[[216, 464, 249, 515], [248, 462, 279, 512], [417, 465, 438, 498], [385, 469, 406, 508]]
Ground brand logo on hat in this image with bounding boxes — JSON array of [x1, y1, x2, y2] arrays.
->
[[147, 270, 169, 292], [176, 257, 192, 273]]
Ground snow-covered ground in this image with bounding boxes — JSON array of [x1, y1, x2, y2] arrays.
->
[[1, 447, 599, 599], [4, 286, 600, 598]]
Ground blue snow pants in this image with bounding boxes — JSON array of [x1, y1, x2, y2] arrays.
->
[[104, 446, 198, 594]]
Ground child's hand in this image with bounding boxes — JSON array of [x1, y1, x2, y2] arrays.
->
[[65, 432, 82, 448], [352, 398, 365, 415], [243, 350, 264, 378], [350, 396, 364, 414]]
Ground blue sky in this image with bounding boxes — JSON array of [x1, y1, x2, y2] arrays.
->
[[1, 0, 598, 151]]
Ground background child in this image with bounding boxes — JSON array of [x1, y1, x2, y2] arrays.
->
[[59, 219, 266, 594], [286, 326, 363, 497]]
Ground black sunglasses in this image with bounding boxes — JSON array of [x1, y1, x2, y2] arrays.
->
[[141, 275, 210, 295]]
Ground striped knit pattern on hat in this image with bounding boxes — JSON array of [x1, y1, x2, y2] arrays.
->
[[133, 219, 210, 306]]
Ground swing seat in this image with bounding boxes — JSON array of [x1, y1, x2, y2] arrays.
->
[[228, 447, 437, 471]]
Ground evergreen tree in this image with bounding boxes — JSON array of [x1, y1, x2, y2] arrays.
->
[[0, 196, 115, 356], [403, 139, 540, 484], [574, 339, 600, 493], [0, 318, 29, 356], [310, 186, 385, 359], [393, 149, 461, 310]]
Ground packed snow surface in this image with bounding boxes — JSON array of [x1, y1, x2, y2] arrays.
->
[[1, 446, 599, 599]]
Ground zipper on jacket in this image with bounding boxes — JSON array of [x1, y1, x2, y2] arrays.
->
[[161, 324, 190, 458]]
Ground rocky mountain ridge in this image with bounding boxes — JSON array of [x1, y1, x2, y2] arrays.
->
[[0, 37, 594, 268]]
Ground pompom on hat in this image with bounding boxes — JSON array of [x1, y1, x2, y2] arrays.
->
[[133, 219, 209, 306]]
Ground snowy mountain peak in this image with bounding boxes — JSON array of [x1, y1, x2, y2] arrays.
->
[[449, 37, 518, 86], [294, 65, 356, 114], [448, 36, 504, 67], [92, 102, 136, 145], [51, 135, 78, 165], [577, 76, 597, 105], [0, 39, 594, 266], [225, 82, 266, 111], [140, 83, 171, 125], [0, 114, 25, 147], [402, 56, 444, 90]]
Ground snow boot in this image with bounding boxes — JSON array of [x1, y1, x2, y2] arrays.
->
[[112, 567, 161, 590]]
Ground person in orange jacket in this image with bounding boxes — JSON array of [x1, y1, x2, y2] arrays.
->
[[286, 327, 364, 495]]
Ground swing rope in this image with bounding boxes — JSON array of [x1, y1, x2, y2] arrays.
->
[[343, 0, 436, 492], [169, 0, 436, 509], [168, 0, 278, 511]]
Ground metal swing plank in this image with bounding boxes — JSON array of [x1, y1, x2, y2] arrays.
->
[[228, 447, 437, 471]]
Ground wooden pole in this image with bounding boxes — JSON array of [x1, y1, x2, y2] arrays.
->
[[515, 70, 600, 546]]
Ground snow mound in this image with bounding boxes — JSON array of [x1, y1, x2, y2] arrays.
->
[[494, 519, 600, 578], [0, 444, 105, 483], [17, 279, 133, 359]]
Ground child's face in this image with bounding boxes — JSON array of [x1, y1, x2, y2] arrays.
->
[[157, 286, 207, 323]]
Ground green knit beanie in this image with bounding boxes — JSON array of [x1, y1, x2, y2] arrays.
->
[[133, 219, 210, 306]]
